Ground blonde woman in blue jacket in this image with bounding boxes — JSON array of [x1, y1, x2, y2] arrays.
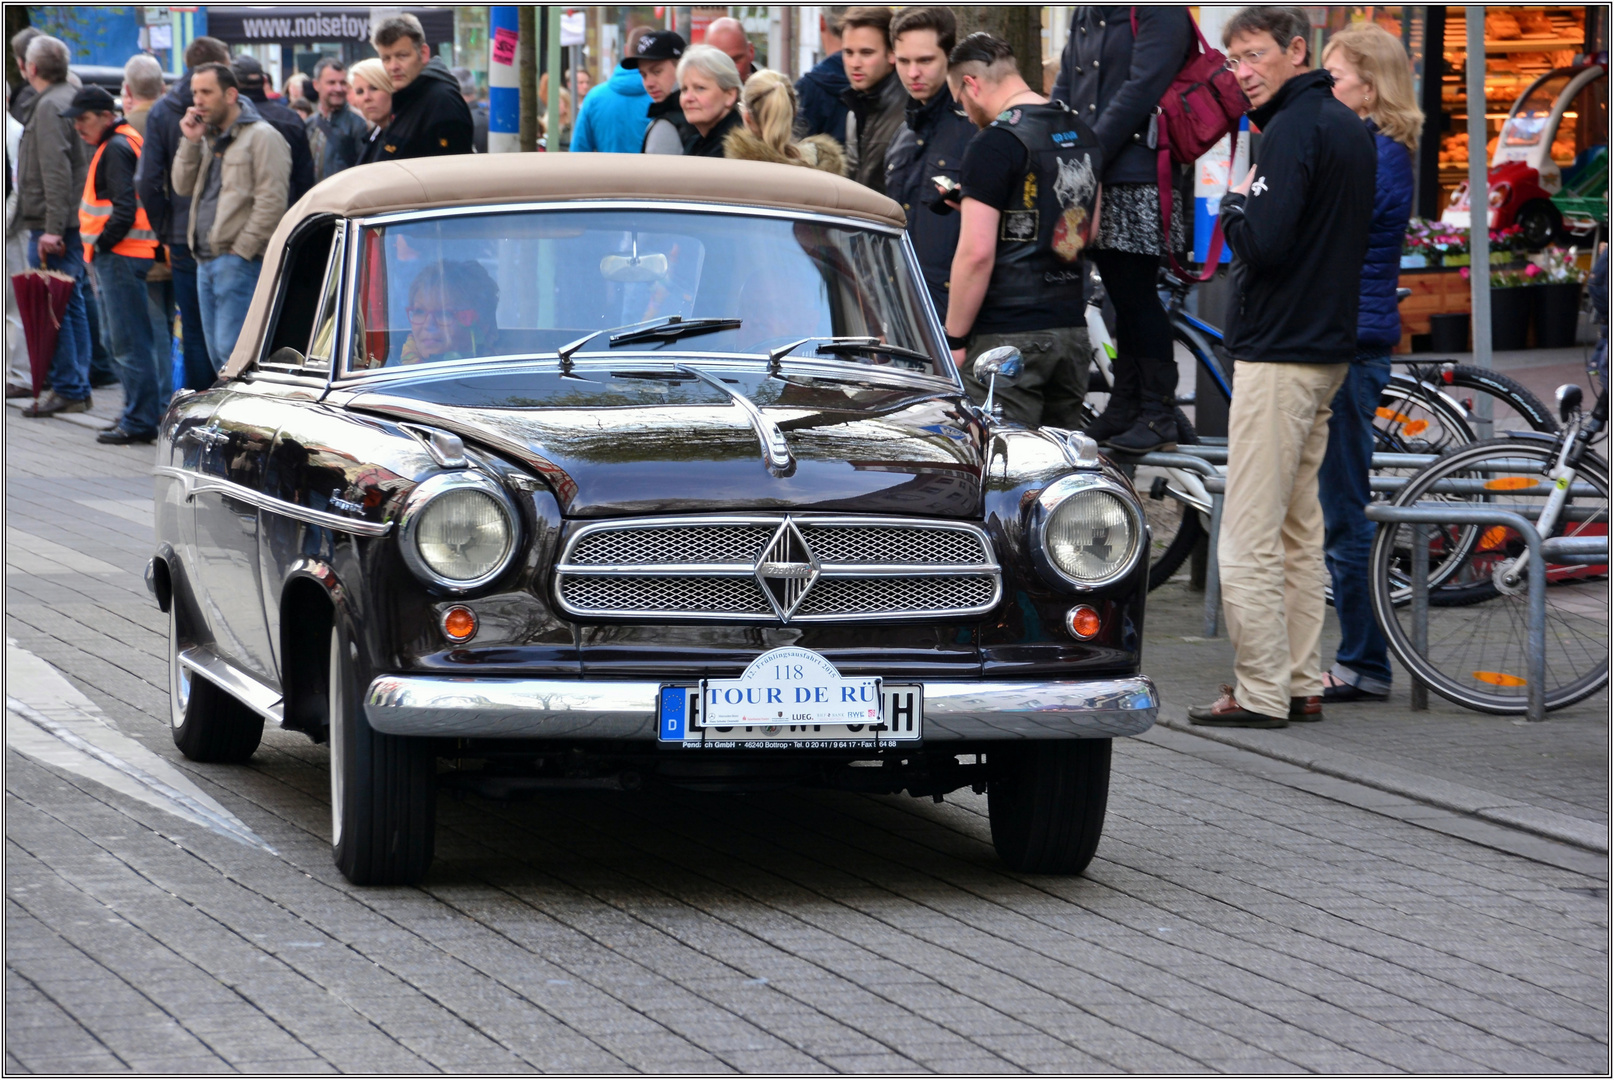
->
[[1318, 22, 1423, 706]]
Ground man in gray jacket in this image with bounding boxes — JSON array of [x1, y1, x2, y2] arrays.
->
[[172, 62, 290, 373], [16, 34, 93, 417]]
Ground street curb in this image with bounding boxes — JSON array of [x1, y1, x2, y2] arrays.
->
[[1158, 708, 1610, 855]]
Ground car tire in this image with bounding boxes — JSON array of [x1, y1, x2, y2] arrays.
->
[[988, 739, 1110, 875], [1516, 199, 1563, 250], [168, 603, 263, 763], [328, 616, 436, 886]]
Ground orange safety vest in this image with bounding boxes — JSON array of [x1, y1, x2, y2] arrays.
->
[[80, 122, 159, 261]]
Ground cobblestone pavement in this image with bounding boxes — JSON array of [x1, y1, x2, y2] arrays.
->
[[6, 394, 1610, 1073]]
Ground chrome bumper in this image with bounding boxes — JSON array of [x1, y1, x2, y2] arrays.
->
[[364, 675, 1157, 741]]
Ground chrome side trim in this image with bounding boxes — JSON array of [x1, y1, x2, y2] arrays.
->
[[154, 466, 392, 537], [676, 363, 794, 475], [178, 646, 285, 726], [364, 674, 1157, 740], [355, 199, 908, 237]]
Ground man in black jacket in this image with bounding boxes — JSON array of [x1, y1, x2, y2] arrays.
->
[[883, 6, 974, 320], [232, 56, 315, 204], [135, 35, 231, 392], [1188, 6, 1376, 730], [838, 7, 906, 195], [628, 30, 694, 154], [305, 57, 368, 181], [794, 7, 848, 145], [371, 14, 473, 160]]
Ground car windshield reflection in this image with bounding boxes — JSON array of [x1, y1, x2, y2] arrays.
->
[[346, 209, 939, 376]]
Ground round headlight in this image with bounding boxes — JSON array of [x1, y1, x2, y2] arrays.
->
[[400, 474, 519, 591], [1033, 475, 1144, 590]]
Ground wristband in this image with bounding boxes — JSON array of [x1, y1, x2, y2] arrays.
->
[[945, 332, 969, 350]]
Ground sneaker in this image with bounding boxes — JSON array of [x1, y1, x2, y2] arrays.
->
[[21, 391, 91, 418], [1188, 684, 1288, 728], [96, 426, 157, 445]]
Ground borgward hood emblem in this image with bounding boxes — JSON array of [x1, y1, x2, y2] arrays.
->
[[755, 518, 819, 622]]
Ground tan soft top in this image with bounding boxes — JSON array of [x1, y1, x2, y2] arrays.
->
[[224, 155, 905, 377]]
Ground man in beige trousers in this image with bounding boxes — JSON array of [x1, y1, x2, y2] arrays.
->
[[1188, 7, 1376, 728]]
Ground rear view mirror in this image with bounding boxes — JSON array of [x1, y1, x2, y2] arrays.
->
[[600, 253, 669, 283]]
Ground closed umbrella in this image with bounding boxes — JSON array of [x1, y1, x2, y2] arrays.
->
[[9, 267, 75, 400]]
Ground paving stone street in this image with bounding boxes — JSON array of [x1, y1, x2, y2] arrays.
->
[[5, 384, 1609, 1073]]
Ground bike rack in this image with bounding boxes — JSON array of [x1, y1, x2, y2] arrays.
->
[[1130, 448, 1444, 636], [1363, 503, 1609, 723]]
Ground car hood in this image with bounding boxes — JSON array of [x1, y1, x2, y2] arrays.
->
[[348, 365, 986, 518]]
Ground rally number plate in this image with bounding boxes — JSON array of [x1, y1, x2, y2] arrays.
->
[[657, 684, 922, 748]]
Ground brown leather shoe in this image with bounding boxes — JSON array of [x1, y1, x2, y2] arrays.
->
[[1289, 696, 1323, 722], [6, 382, 34, 399], [1188, 685, 1288, 728]]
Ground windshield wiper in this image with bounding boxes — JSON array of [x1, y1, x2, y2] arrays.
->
[[766, 336, 935, 376], [557, 316, 743, 372]]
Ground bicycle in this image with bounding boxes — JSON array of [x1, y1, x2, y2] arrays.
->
[[1078, 269, 1561, 590], [1367, 384, 1609, 713]]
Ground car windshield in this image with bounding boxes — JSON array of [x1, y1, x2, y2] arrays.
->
[[1502, 74, 1571, 148], [346, 208, 940, 376]]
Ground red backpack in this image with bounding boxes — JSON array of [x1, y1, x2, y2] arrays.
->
[[1132, 8, 1250, 283]]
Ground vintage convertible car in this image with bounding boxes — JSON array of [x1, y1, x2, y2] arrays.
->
[[148, 155, 1157, 885]]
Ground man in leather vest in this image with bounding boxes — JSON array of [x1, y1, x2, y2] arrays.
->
[[64, 86, 164, 443], [941, 33, 1101, 428]]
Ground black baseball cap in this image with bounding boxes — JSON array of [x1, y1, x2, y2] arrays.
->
[[623, 30, 686, 68], [231, 54, 268, 92], [61, 85, 118, 119]]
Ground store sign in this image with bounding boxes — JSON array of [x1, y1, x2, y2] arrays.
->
[[205, 7, 455, 46]]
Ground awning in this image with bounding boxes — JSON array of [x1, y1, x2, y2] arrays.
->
[[203, 7, 456, 47]]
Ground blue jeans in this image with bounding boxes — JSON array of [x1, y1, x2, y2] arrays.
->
[[92, 252, 162, 436], [148, 273, 173, 402], [26, 229, 91, 401], [196, 253, 261, 373], [1320, 350, 1394, 689], [84, 271, 116, 385], [168, 242, 215, 390]]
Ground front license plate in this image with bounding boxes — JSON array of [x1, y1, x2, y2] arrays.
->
[[657, 684, 922, 748]]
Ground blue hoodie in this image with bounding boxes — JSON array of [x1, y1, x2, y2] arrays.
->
[[570, 63, 651, 153]]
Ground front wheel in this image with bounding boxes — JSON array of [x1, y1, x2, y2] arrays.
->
[[168, 603, 263, 763], [988, 739, 1111, 874], [328, 617, 437, 885]]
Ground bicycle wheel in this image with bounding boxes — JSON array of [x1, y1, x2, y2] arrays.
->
[[1443, 364, 1560, 435], [1376, 374, 1474, 456], [1137, 410, 1204, 589], [1368, 438, 1609, 713]]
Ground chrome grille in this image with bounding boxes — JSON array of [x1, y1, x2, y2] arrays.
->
[[560, 575, 771, 614], [554, 514, 1000, 623], [797, 524, 983, 565], [568, 525, 772, 565], [792, 575, 999, 616]]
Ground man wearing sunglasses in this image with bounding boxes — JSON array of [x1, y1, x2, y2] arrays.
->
[[1188, 6, 1376, 730]]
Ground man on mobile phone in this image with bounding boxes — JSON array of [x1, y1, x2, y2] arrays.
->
[[940, 33, 1101, 427], [883, 6, 975, 320], [171, 62, 290, 374]]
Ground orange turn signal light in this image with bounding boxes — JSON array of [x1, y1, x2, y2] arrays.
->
[[1066, 605, 1101, 640], [442, 605, 478, 643]]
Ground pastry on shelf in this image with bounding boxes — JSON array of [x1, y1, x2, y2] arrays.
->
[[1485, 11, 1521, 39]]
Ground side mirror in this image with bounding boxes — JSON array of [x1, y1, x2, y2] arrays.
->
[[1556, 383, 1584, 423], [972, 346, 1022, 419], [973, 346, 1023, 384]]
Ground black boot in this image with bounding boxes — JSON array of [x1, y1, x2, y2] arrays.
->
[[1083, 356, 1140, 442], [1105, 394, 1179, 453], [1105, 357, 1179, 453]]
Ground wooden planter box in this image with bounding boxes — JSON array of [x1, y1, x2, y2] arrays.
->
[[1397, 268, 1471, 353]]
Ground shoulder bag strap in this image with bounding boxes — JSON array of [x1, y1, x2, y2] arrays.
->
[[1160, 127, 1237, 285]]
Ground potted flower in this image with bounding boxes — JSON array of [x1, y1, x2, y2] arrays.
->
[[1531, 246, 1586, 348]]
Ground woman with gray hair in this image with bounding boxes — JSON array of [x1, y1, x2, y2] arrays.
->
[[675, 44, 742, 157]]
